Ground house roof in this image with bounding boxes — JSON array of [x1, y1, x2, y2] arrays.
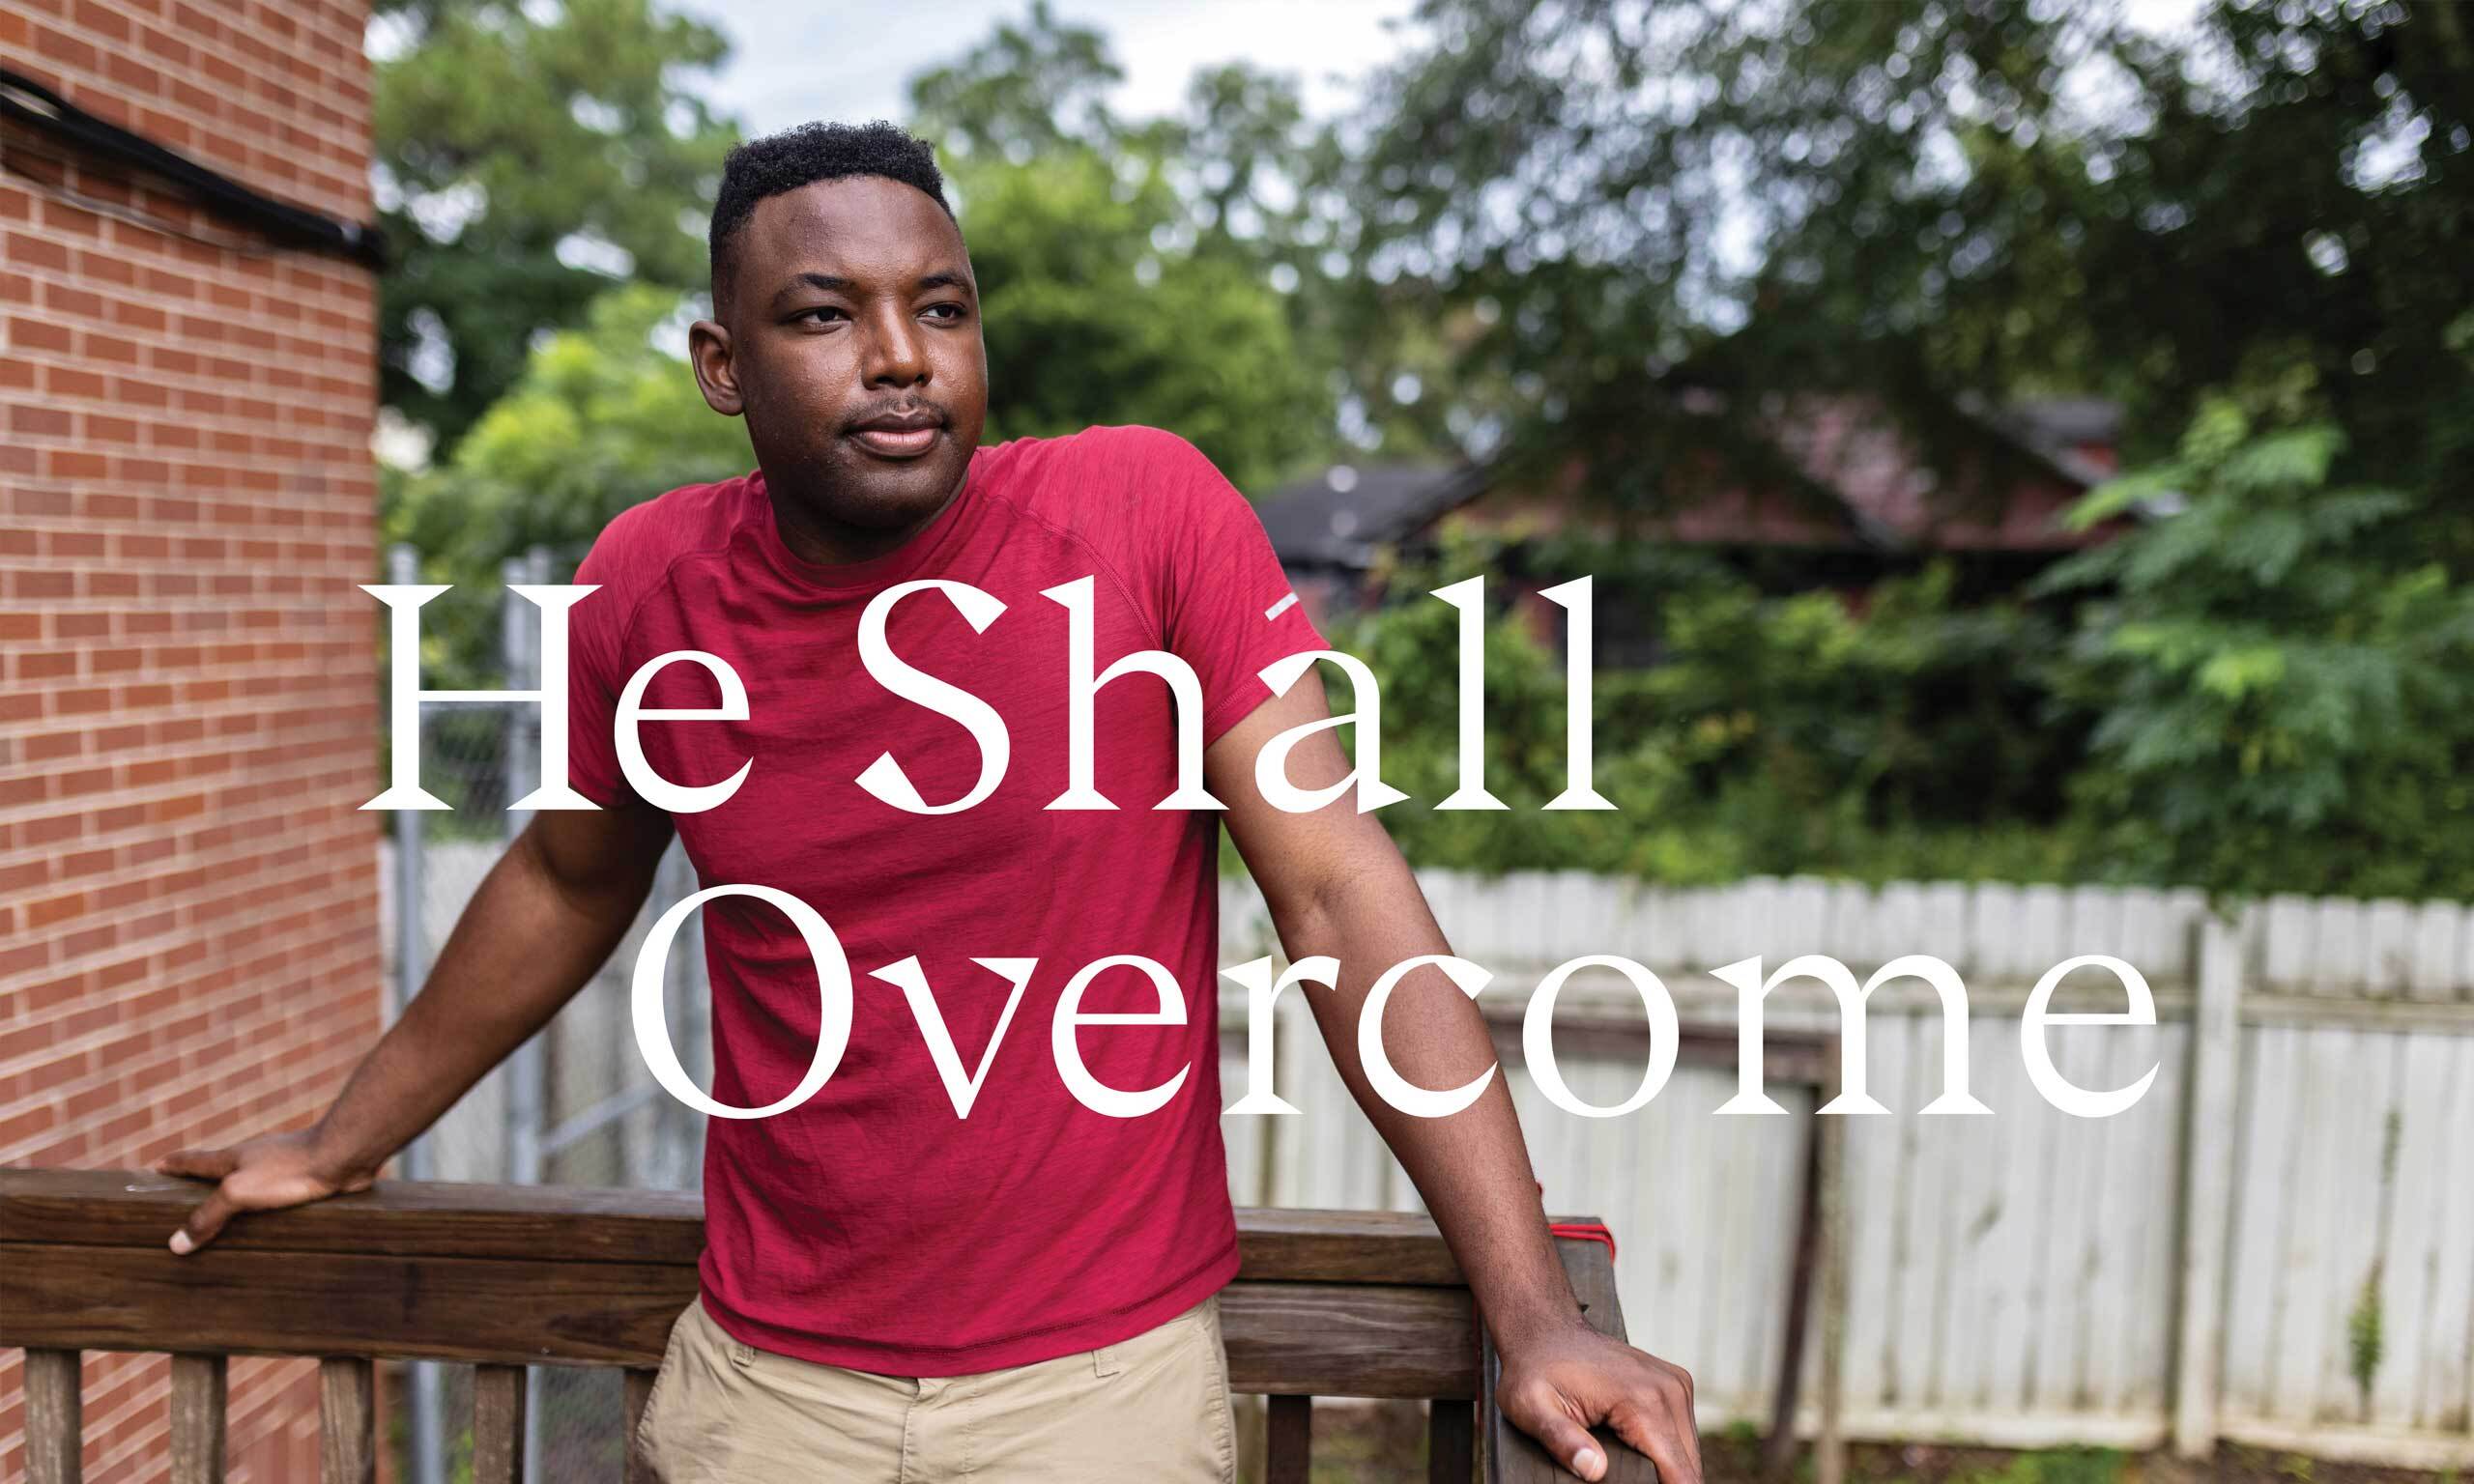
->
[[1734, 394, 2122, 552], [1253, 397, 2126, 568], [1252, 460, 1491, 569]]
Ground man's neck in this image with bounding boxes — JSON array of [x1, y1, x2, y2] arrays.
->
[[764, 472, 966, 570]]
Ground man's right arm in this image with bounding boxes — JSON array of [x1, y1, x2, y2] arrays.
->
[[155, 795, 676, 1252]]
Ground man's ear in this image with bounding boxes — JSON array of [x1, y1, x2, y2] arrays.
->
[[688, 318, 743, 416]]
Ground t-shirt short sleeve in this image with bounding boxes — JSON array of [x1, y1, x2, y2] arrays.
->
[[561, 525, 638, 811], [1133, 430, 1328, 746]]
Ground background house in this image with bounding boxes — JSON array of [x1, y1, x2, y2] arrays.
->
[[1255, 395, 2131, 644]]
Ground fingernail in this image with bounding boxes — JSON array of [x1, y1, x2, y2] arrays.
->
[[1574, 1445, 1603, 1478], [169, 1231, 192, 1255]]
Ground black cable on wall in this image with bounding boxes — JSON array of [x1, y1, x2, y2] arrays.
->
[[0, 64, 388, 272]]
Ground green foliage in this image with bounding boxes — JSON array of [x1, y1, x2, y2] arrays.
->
[[374, 0, 737, 448], [2034, 400, 2474, 898], [906, 0, 1127, 162], [1321, 405, 2474, 899], [1957, 1448, 2125, 1484], [1350, 0, 2474, 544], [951, 147, 1331, 495], [1304, 528, 2092, 885], [905, 4, 1356, 490], [384, 284, 752, 686], [2347, 1260, 2384, 1413]]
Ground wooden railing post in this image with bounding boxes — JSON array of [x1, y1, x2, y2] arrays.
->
[[624, 1368, 658, 1484], [474, 1362, 529, 1484], [320, 1356, 375, 1484], [169, 1353, 226, 1483], [1428, 1398, 1476, 1483], [25, 1348, 81, 1484], [1266, 1393, 1312, 1484]]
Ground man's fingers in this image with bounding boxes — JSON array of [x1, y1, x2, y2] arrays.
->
[[154, 1147, 237, 1182], [1665, 1366, 1704, 1480], [1606, 1393, 1700, 1484], [169, 1186, 240, 1255], [1539, 1415, 1608, 1482], [1505, 1389, 1609, 1483]]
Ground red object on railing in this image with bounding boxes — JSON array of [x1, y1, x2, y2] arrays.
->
[[1536, 1179, 1617, 1261], [1546, 1221, 1617, 1261]]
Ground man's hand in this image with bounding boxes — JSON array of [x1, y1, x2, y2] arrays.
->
[[1494, 1320, 1702, 1484], [1206, 677, 1698, 1484], [154, 1128, 370, 1254], [1207, 677, 1712, 1484], [147, 802, 674, 1257]]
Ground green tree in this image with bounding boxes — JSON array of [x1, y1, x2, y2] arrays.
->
[[374, 0, 737, 449], [2036, 400, 2474, 898], [385, 284, 751, 685], [905, 4, 1343, 492], [906, 0, 1127, 162], [1351, 0, 2474, 531], [1303, 528, 2089, 885], [953, 147, 1330, 494]]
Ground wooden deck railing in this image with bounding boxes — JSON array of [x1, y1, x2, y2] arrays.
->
[[1, 1168, 1654, 1483]]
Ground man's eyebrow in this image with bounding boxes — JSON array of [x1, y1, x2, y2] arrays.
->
[[772, 270, 975, 304], [787, 271, 853, 295]]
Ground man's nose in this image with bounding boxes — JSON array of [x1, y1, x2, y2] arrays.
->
[[862, 306, 929, 387]]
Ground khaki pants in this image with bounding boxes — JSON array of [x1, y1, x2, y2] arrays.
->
[[635, 1293, 1238, 1482]]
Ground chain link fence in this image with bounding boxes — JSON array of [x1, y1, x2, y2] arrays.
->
[[375, 544, 711, 1484]]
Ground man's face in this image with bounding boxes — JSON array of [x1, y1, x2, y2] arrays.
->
[[692, 176, 987, 538]]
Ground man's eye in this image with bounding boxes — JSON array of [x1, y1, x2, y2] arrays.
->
[[924, 303, 965, 321], [793, 306, 846, 325]]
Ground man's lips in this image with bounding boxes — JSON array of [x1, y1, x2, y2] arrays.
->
[[841, 410, 935, 457], [848, 422, 942, 458]]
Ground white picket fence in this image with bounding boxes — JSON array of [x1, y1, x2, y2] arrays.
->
[[388, 847, 2474, 1467], [1211, 872, 2474, 1469]]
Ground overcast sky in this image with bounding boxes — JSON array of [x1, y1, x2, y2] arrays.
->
[[670, 0, 1422, 138]]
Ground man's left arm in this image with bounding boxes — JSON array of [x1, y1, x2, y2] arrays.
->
[[1205, 670, 1703, 1484]]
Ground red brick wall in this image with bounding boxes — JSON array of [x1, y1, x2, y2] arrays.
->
[[1, 2, 381, 1480]]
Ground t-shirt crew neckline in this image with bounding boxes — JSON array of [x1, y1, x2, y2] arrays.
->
[[746, 455, 982, 596]]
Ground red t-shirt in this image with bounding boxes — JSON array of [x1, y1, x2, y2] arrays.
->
[[565, 424, 1325, 1375]]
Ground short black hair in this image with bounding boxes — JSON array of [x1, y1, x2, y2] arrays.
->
[[708, 120, 955, 305]]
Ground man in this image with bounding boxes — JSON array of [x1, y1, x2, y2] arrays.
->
[[155, 121, 1699, 1484]]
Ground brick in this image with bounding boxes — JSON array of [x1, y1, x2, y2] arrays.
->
[[8, 402, 72, 438], [14, 649, 77, 682], [7, 313, 74, 354], [25, 892, 86, 930], [71, 0, 132, 43], [5, 229, 72, 274], [138, 24, 190, 66], [8, 567, 74, 601], [103, 51, 160, 95], [44, 364, 108, 399], [29, 21, 99, 73], [42, 283, 106, 325]]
